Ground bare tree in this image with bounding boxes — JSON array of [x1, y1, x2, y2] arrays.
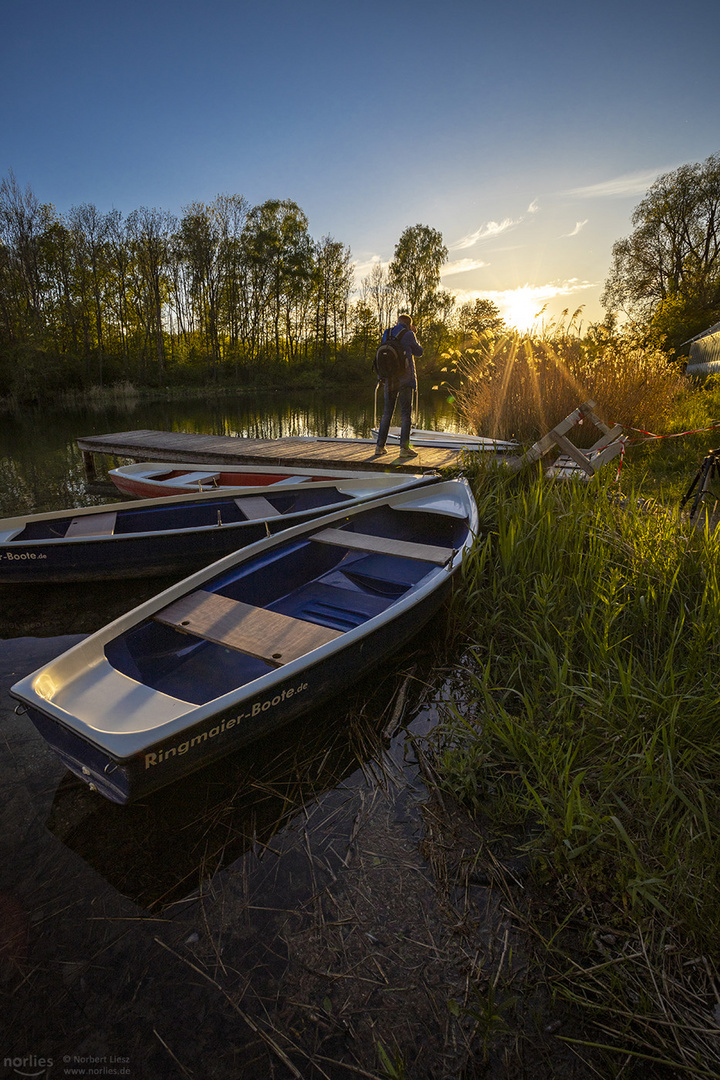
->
[[361, 262, 399, 336], [126, 206, 176, 378]]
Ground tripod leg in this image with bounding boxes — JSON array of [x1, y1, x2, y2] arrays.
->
[[690, 458, 714, 519], [680, 466, 703, 510]]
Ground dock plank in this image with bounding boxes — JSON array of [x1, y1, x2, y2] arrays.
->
[[77, 430, 461, 474]]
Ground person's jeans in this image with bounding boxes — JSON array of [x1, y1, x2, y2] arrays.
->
[[376, 383, 413, 449]]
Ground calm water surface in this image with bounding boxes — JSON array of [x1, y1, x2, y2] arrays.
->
[[0, 386, 460, 517], [0, 389, 490, 1077]]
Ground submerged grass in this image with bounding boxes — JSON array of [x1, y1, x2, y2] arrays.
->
[[434, 456, 720, 1073]]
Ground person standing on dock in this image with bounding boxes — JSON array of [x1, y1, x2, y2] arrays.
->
[[373, 313, 423, 459]]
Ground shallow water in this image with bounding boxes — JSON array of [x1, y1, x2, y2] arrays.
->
[[0, 390, 499, 1078], [1, 623, 484, 1078]]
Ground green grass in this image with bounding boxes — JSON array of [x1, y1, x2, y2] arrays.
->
[[433, 444, 720, 1075], [621, 379, 720, 505]]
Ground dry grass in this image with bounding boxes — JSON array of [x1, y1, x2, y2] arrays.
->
[[55, 380, 141, 411], [443, 331, 685, 443]]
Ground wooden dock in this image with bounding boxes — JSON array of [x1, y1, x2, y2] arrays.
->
[[76, 429, 462, 478]]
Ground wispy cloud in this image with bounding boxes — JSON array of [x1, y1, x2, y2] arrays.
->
[[451, 217, 520, 251], [527, 199, 540, 214], [450, 278, 596, 305], [440, 258, 489, 277], [562, 219, 589, 237], [447, 279, 598, 329], [564, 167, 676, 199], [351, 254, 386, 280]]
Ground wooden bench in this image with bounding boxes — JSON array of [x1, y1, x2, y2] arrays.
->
[[154, 590, 342, 666], [234, 496, 282, 519], [546, 432, 625, 479], [65, 511, 118, 538], [311, 527, 455, 565], [176, 471, 221, 487]]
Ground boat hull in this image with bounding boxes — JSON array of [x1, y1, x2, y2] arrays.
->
[[20, 575, 451, 804], [109, 462, 394, 499], [374, 427, 518, 451], [0, 518, 279, 583]]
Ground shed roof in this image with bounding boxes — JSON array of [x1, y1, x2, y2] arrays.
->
[[683, 320, 720, 347]]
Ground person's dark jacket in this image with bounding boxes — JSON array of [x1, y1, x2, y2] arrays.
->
[[381, 322, 423, 389]]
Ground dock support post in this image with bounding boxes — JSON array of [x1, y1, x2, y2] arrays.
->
[[82, 449, 96, 481]]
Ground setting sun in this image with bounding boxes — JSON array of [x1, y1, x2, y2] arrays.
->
[[501, 287, 545, 332]]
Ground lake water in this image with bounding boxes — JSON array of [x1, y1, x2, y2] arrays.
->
[[0, 388, 497, 1077], [0, 385, 460, 517]]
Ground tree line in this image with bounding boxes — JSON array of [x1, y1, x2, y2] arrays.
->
[[603, 151, 720, 354], [0, 172, 461, 400], [2, 152, 718, 400]]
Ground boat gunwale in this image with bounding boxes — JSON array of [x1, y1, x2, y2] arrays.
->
[[10, 480, 478, 761], [0, 474, 432, 544]]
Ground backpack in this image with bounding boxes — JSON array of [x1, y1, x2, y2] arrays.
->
[[373, 327, 409, 383]]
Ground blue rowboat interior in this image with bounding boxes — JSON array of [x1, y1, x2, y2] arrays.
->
[[0, 473, 430, 582], [4, 481, 419, 540], [105, 505, 457, 705], [11, 479, 477, 803]]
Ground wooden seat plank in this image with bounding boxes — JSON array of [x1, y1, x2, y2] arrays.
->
[[65, 511, 118, 538], [154, 590, 342, 666], [271, 475, 312, 486], [234, 495, 282, 519], [546, 435, 625, 479], [176, 471, 221, 486], [311, 527, 454, 564]]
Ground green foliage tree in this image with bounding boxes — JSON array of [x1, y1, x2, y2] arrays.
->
[[457, 297, 506, 337], [602, 153, 720, 351], [215, 193, 250, 373], [176, 200, 227, 378], [241, 199, 314, 364], [349, 298, 376, 364], [388, 224, 450, 330]]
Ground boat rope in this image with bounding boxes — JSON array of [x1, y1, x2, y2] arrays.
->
[[611, 419, 720, 445], [585, 419, 720, 485]]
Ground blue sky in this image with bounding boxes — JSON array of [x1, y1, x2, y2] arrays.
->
[[2, 0, 719, 330]]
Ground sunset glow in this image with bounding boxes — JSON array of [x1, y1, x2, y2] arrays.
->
[[500, 288, 545, 332]]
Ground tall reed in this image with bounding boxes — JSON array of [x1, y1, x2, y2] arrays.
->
[[442, 331, 685, 443]]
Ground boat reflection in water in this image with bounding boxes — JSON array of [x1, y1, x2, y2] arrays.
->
[[44, 647, 434, 912]]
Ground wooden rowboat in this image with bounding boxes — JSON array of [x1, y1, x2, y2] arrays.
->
[[11, 479, 477, 803], [0, 473, 430, 583], [372, 427, 518, 452], [108, 461, 399, 499]]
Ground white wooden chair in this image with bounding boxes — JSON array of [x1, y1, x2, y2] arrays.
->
[[506, 400, 625, 479]]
